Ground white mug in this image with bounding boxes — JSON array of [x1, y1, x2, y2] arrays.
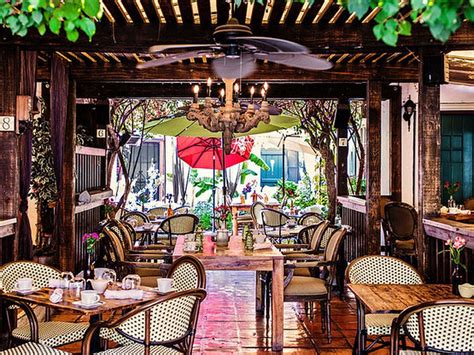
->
[[157, 278, 173, 293], [81, 290, 100, 305], [15, 278, 33, 291]]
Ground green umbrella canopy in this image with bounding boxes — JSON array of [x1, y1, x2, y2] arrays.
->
[[145, 114, 300, 138]]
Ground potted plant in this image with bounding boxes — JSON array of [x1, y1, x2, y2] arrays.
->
[[82, 232, 104, 282], [444, 181, 461, 208], [439, 236, 467, 295], [104, 198, 119, 219], [214, 204, 231, 247]]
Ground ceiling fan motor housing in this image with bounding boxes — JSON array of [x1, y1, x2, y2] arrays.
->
[[213, 18, 253, 45]]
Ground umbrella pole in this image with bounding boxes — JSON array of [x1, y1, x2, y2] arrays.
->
[[212, 152, 216, 232], [221, 133, 227, 209]]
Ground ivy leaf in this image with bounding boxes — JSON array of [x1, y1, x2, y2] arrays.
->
[[385, 18, 398, 32], [398, 20, 411, 36], [37, 23, 46, 35], [61, 2, 80, 20], [465, 6, 474, 21], [32, 10, 43, 25], [49, 16, 61, 34], [83, 0, 101, 18], [411, 0, 426, 11], [347, 0, 370, 19], [382, 30, 398, 46], [18, 14, 29, 26], [382, 0, 399, 17], [66, 28, 79, 42], [373, 22, 385, 40], [79, 17, 96, 40]]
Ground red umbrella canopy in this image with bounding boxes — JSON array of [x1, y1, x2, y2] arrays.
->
[[177, 136, 254, 170]]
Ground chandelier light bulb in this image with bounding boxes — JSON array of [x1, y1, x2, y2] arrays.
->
[[250, 86, 255, 103], [193, 84, 200, 103], [220, 88, 225, 97], [234, 83, 239, 93], [261, 88, 266, 101], [263, 81, 269, 91], [207, 77, 212, 87], [207, 78, 212, 96]]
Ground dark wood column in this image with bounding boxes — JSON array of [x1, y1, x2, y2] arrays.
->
[[337, 127, 349, 197], [417, 59, 441, 275], [384, 85, 402, 202], [365, 80, 382, 255]]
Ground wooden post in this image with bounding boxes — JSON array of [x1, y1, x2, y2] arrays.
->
[[60, 79, 76, 272], [384, 85, 402, 202], [417, 58, 441, 276], [337, 127, 349, 197], [365, 80, 382, 255]]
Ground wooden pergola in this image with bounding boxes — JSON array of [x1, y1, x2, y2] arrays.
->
[[0, 0, 473, 290]]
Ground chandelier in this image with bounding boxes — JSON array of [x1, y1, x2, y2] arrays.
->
[[187, 78, 270, 154]]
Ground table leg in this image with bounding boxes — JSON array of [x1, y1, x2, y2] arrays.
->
[[355, 298, 366, 354], [271, 259, 284, 351], [232, 207, 238, 236], [255, 271, 264, 314], [89, 314, 102, 352]]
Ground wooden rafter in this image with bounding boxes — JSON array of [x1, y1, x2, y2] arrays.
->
[[67, 51, 85, 63], [133, 0, 151, 23], [362, 7, 381, 23], [119, 0, 142, 23], [261, 0, 273, 25], [197, 0, 212, 26], [55, 51, 72, 62], [329, 6, 345, 24], [285, 1, 304, 25], [295, 1, 311, 24], [313, 0, 333, 24], [336, 53, 350, 63], [345, 12, 357, 23], [279, 1, 292, 24], [114, 0, 133, 23]]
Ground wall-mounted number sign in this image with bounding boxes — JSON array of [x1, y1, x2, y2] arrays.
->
[[0, 116, 15, 132], [96, 129, 106, 138], [338, 138, 348, 147]]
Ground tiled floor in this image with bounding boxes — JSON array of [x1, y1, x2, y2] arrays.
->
[[16, 271, 391, 354]]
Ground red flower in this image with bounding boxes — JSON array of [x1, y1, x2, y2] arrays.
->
[[444, 181, 450, 188]]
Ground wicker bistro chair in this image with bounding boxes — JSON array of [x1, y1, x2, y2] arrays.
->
[[298, 212, 323, 226], [101, 225, 170, 286], [147, 207, 168, 218], [82, 289, 207, 355], [390, 300, 474, 354], [122, 211, 150, 226], [261, 208, 289, 243], [0, 261, 89, 349], [383, 202, 418, 263], [250, 201, 265, 230], [0, 342, 71, 355], [283, 227, 348, 341], [159, 214, 199, 246], [100, 255, 207, 348], [346, 255, 424, 353], [174, 205, 191, 215]]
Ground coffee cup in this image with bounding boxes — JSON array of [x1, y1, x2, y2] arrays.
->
[[81, 290, 100, 305], [157, 278, 173, 293], [15, 278, 33, 291], [255, 234, 266, 244]]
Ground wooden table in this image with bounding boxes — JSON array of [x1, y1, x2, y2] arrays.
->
[[173, 234, 285, 351], [0, 286, 158, 351], [229, 201, 280, 236], [348, 284, 473, 354]]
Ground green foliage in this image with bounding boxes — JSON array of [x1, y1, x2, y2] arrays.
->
[[190, 169, 222, 199], [273, 180, 299, 202], [349, 176, 366, 196], [0, 0, 103, 41], [250, 0, 473, 46], [76, 125, 94, 146], [294, 173, 317, 209], [30, 98, 58, 205], [193, 201, 213, 231]]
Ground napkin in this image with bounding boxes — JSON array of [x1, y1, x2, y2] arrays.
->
[[254, 242, 273, 250], [49, 288, 63, 303], [104, 289, 144, 300]]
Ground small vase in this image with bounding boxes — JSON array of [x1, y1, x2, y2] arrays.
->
[[451, 264, 463, 295], [216, 229, 229, 247], [448, 195, 456, 208], [84, 253, 95, 289]]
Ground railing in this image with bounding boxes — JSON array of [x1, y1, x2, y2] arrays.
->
[[338, 196, 368, 262]]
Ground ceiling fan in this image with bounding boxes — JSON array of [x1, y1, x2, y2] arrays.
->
[[137, 13, 333, 78]]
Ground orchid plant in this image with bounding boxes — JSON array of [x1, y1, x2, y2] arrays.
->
[[444, 181, 461, 196], [82, 232, 103, 254], [440, 236, 467, 270]]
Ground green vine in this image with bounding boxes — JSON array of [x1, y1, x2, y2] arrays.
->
[[0, 0, 103, 42], [30, 98, 58, 206]]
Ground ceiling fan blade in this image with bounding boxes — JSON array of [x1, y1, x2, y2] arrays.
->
[[149, 44, 216, 53], [212, 54, 256, 79], [257, 53, 333, 71], [137, 50, 213, 69], [232, 36, 309, 54]]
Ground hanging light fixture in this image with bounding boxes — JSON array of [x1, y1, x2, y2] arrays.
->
[[403, 96, 416, 131], [187, 78, 270, 154]]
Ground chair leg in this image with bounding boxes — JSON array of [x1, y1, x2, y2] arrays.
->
[[309, 302, 314, 320], [325, 300, 332, 342], [320, 303, 326, 333]]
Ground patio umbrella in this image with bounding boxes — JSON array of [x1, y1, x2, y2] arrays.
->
[[145, 114, 300, 138], [177, 136, 254, 231]]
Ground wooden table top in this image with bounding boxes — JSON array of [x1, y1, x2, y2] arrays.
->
[[134, 225, 160, 233], [423, 217, 474, 249], [173, 235, 283, 271], [348, 284, 474, 313], [0, 286, 158, 316]]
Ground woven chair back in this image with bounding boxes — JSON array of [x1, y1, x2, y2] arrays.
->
[[346, 255, 423, 285]]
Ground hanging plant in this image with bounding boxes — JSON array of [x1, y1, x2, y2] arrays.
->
[[30, 97, 58, 206]]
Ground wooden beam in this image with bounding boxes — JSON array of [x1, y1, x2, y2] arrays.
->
[[36, 62, 418, 83], [75, 82, 367, 99], [196, 0, 212, 27], [337, 127, 349, 196], [3, 22, 473, 53], [418, 55, 441, 278], [365, 79, 382, 255]]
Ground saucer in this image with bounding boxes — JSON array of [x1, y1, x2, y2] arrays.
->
[[12, 287, 40, 295], [152, 287, 177, 295], [72, 300, 105, 309]]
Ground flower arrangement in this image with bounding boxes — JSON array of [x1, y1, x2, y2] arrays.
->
[[82, 232, 103, 254], [444, 181, 461, 196], [104, 198, 119, 217], [215, 204, 231, 223], [440, 236, 467, 270]]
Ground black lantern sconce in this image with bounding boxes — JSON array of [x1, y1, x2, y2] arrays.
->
[[403, 96, 416, 131]]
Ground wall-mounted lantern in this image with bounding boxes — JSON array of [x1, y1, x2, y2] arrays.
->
[[403, 96, 416, 131]]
